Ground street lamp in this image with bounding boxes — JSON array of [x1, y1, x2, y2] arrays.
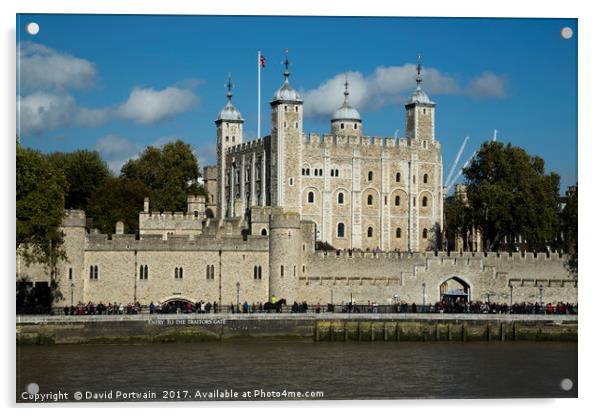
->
[[70, 282, 75, 307], [538, 284, 544, 311], [236, 281, 240, 313], [486, 292, 490, 304], [509, 283, 513, 307], [422, 282, 426, 310]]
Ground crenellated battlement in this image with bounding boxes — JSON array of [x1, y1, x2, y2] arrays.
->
[[86, 232, 268, 252], [225, 137, 268, 155], [302, 132, 443, 151]]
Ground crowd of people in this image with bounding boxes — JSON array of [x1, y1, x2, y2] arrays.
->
[[61, 299, 577, 315]]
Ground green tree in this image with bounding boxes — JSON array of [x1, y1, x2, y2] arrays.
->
[[46, 149, 111, 211], [86, 178, 152, 234], [443, 195, 470, 250], [16, 143, 68, 266], [121, 140, 205, 212], [561, 186, 577, 275], [462, 141, 561, 252]]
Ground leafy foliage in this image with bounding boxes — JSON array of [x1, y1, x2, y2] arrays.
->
[[561, 187, 578, 275], [16, 143, 68, 266], [120, 140, 205, 212], [46, 150, 111, 210], [86, 178, 152, 235], [461, 141, 561, 251]]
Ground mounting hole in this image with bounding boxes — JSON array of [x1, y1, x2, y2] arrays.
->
[[26, 22, 40, 36], [560, 27, 573, 39], [26, 382, 39, 394], [560, 378, 573, 391]]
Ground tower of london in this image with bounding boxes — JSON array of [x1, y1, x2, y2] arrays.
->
[[213, 53, 442, 252], [16, 52, 577, 309]]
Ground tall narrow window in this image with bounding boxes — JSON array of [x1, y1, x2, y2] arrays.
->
[[368, 171, 373, 181], [337, 222, 345, 238], [308, 191, 315, 203], [338, 192, 344, 204], [396, 172, 401, 182], [423, 173, 429, 183], [280, 265, 284, 277], [422, 196, 428, 207], [396, 228, 402, 238], [367, 227, 373, 238], [94, 265, 98, 280], [69, 268, 73, 280], [395, 195, 401, 206], [89, 266, 94, 280], [367, 195, 373, 206], [422, 228, 428, 239]]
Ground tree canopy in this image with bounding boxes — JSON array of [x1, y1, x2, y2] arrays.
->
[[120, 140, 205, 212], [16, 143, 68, 266], [86, 177, 152, 235], [459, 141, 561, 252], [46, 149, 111, 211]]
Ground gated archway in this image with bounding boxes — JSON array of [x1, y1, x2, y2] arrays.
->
[[439, 276, 471, 302]]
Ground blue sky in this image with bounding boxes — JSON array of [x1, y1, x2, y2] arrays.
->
[[16, 14, 577, 191]]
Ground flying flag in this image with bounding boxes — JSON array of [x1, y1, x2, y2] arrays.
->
[[260, 54, 266, 68]]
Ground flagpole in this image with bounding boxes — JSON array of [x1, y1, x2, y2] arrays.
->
[[257, 50, 261, 140]]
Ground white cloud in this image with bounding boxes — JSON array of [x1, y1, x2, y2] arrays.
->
[[18, 41, 97, 92], [18, 92, 108, 135], [94, 135, 142, 174], [302, 64, 506, 118], [116, 87, 199, 124], [465, 72, 508, 99], [302, 64, 459, 118], [19, 86, 200, 135]]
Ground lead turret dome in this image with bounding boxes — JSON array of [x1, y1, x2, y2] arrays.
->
[[216, 74, 243, 122]]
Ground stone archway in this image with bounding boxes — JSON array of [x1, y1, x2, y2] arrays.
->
[[439, 276, 471, 302], [158, 295, 197, 313]]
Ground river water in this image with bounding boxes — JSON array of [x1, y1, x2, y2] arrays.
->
[[16, 341, 577, 401]]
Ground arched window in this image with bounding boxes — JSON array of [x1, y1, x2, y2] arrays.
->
[[319, 169, 323, 176], [423, 173, 428, 183], [337, 222, 345, 238], [338, 192, 344, 204], [261, 228, 268, 236], [179, 267, 183, 279], [395, 195, 401, 206], [422, 228, 428, 239], [141, 265, 146, 280], [422, 196, 428, 207], [143, 265, 148, 279], [396, 227, 402, 238], [253, 265, 257, 280], [258, 266, 262, 279], [396, 172, 401, 182], [340, 123, 344, 129], [367, 195, 373, 206], [280, 265, 284, 277], [367, 171, 373, 181], [314, 169, 318, 176], [354, 123, 358, 130], [308, 191, 315, 204], [367, 227, 373, 238]]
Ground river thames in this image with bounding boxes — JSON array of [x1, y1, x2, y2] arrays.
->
[[16, 341, 577, 401]]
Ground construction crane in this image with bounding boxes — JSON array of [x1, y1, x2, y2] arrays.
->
[[447, 151, 477, 195], [444, 136, 469, 189]]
